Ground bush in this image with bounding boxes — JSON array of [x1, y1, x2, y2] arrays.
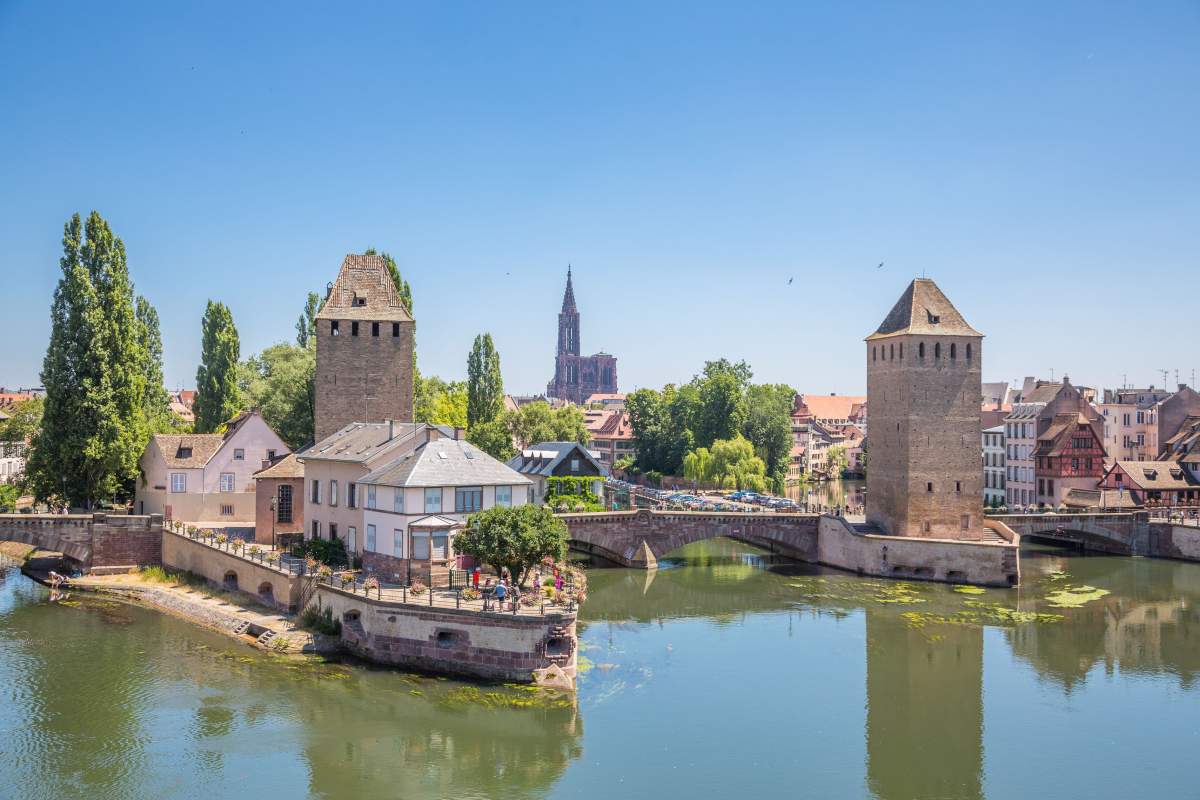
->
[[299, 604, 341, 636], [292, 537, 349, 567]]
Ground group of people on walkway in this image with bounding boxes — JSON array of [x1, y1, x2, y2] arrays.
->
[[468, 564, 566, 611]]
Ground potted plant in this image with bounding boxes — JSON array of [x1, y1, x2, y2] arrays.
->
[[266, 551, 280, 566], [364, 575, 380, 597], [339, 572, 355, 589], [215, 532, 228, 547], [316, 564, 333, 582], [409, 581, 427, 596], [461, 587, 480, 602], [248, 544, 262, 558]]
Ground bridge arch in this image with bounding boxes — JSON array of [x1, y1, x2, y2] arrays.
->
[[561, 509, 820, 567]]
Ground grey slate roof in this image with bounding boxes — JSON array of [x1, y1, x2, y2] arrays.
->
[[297, 421, 434, 465], [359, 437, 531, 488], [505, 442, 607, 478], [867, 278, 982, 340]]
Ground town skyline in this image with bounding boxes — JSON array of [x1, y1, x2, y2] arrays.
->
[[2, 3, 1198, 394]]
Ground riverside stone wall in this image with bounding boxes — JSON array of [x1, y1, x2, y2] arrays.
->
[[161, 529, 302, 611], [0, 513, 162, 571], [817, 516, 1020, 587], [316, 585, 577, 683], [1148, 523, 1200, 562]]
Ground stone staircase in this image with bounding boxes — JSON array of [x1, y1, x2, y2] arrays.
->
[[256, 629, 278, 647], [232, 621, 252, 636]]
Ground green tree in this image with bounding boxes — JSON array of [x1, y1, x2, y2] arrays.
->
[[742, 383, 797, 493], [467, 417, 516, 462], [456, 504, 568, 587], [193, 300, 242, 433], [415, 375, 468, 428], [136, 296, 172, 433], [467, 333, 504, 428], [0, 397, 44, 446], [239, 343, 315, 449], [295, 291, 321, 349], [505, 402, 591, 449], [826, 445, 848, 478], [705, 434, 768, 491], [26, 212, 150, 506]]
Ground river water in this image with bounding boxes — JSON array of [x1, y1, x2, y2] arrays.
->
[[2, 541, 1199, 800]]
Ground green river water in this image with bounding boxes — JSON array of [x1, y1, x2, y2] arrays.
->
[[2, 539, 1199, 800]]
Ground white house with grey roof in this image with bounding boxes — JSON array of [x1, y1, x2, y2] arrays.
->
[[355, 432, 532, 583]]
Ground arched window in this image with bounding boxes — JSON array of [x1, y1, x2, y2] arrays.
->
[[889, 343, 894, 360], [934, 342, 941, 359], [872, 346, 876, 362], [950, 343, 957, 359], [966, 343, 973, 359]]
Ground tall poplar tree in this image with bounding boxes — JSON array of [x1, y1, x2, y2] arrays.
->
[[295, 291, 321, 348], [193, 300, 242, 433], [137, 296, 171, 431], [27, 212, 150, 505], [467, 332, 504, 428]]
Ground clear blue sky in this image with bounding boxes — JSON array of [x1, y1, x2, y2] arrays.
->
[[2, 2, 1197, 396]]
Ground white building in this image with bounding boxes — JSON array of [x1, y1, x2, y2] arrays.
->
[[982, 424, 1005, 508], [1004, 381, 1061, 510], [356, 433, 532, 584]]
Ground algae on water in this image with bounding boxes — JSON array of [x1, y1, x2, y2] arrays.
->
[[1045, 585, 1110, 608]]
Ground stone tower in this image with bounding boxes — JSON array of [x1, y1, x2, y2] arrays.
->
[[866, 279, 983, 539], [314, 254, 415, 443]]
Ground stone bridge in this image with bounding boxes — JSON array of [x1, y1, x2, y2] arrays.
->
[[987, 512, 1150, 555], [560, 509, 820, 567], [0, 513, 163, 572]]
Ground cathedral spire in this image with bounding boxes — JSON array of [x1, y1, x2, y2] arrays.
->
[[561, 265, 577, 313]]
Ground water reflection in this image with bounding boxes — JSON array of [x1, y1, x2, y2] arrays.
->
[[4, 537, 1200, 799]]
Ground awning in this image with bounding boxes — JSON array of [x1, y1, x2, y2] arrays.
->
[[407, 514, 462, 529]]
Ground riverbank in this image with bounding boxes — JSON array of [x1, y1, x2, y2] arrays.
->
[[63, 570, 336, 656]]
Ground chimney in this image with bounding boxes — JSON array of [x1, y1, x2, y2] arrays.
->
[[428, 427, 441, 441], [261, 459, 271, 471], [454, 427, 466, 441], [386, 419, 395, 440]]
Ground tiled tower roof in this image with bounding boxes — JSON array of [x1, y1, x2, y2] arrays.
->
[[867, 278, 982, 340], [561, 265, 577, 313], [316, 253, 414, 322]]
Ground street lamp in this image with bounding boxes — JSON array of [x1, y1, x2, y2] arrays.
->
[[270, 494, 277, 552]]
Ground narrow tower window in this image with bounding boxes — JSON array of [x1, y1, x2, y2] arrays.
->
[[889, 343, 894, 360], [934, 343, 941, 359], [392, 322, 400, 337], [372, 322, 379, 337], [926, 482, 933, 493], [899, 343, 903, 359], [950, 343, 957, 359], [872, 346, 877, 362], [331, 320, 339, 336], [351, 321, 359, 336], [966, 343, 972, 360], [919, 342, 925, 358]]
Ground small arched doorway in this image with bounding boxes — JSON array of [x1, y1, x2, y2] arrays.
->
[[223, 571, 239, 590], [258, 582, 274, 604]]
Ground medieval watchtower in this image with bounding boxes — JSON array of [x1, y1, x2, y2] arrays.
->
[[866, 279, 983, 539], [314, 254, 415, 442]]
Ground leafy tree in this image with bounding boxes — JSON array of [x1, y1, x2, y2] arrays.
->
[[0, 483, 19, 513], [742, 383, 796, 492], [239, 343, 315, 449], [505, 402, 590, 448], [295, 291, 321, 349], [826, 445, 848, 478], [0, 397, 44, 445], [193, 300, 242, 433], [705, 434, 768, 491], [415, 375, 468, 428], [26, 212, 151, 506], [467, 417, 516, 462], [466, 332, 504, 428], [136, 296, 172, 432], [695, 370, 747, 447], [456, 504, 568, 587]]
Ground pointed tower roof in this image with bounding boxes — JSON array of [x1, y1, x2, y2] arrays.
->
[[560, 265, 577, 314], [866, 278, 982, 340], [317, 253, 414, 322]]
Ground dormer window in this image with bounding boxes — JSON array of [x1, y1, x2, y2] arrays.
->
[[177, 446, 192, 459], [927, 311, 940, 324], [353, 293, 367, 307]]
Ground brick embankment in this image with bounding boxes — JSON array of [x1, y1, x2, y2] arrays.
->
[[65, 574, 334, 655]]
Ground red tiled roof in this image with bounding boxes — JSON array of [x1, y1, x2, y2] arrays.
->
[[795, 394, 867, 423]]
